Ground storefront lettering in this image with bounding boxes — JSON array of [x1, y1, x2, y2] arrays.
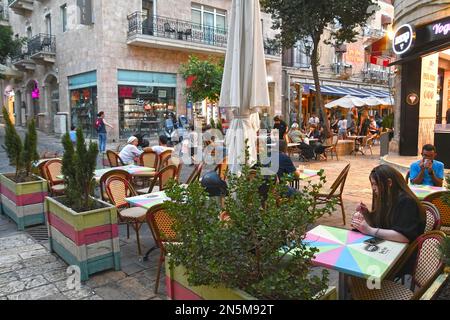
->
[[432, 22, 450, 36], [394, 31, 410, 47], [393, 24, 415, 55]]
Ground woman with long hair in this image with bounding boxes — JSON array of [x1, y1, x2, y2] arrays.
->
[[352, 165, 425, 244]]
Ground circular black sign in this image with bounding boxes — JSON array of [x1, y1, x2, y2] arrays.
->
[[406, 93, 419, 106], [393, 24, 415, 55]]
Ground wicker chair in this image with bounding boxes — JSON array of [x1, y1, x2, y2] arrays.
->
[[99, 169, 132, 202], [137, 165, 178, 195], [214, 157, 228, 180], [348, 230, 447, 300], [167, 156, 183, 182], [139, 149, 159, 170], [421, 201, 441, 232], [43, 159, 66, 196], [158, 150, 173, 171], [362, 136, 375, 155], [105, 176, 147, 256], [106, 150, 125, 167], [323, 135, 339, 160], [283, 133, 301, 158], [313, 163, 350, 225], [423, 191, 450, 235], [145, 204, 177, 294], [186, 162, 204, 185]]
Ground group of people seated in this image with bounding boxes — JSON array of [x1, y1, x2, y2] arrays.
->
[[118, 134, 173, 165]]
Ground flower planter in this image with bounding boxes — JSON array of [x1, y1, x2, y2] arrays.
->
[[45, 196, 121, 281], [0, 173, 48, 230], [165, 258, 337, 300]]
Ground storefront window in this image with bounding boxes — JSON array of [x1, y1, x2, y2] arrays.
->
[[118, 85, 176, 139], [70, 86, 97, 139]]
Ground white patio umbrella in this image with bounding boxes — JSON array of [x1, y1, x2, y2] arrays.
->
[[325, 95, 366, 109], [218, 0, 270, 174], [363, 96, 386, 107]]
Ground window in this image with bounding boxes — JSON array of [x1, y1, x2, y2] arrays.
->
[[191, 3, 226, 31], [45, 14, 52, 35], [293, 40, 312, 68], [26, 26, 32, 39], [61, 4, 67, 32]]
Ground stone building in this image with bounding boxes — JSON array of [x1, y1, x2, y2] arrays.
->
[[282, 0, 395, 126], [390, 0, 450, 164], [1, 0, 282, 142]]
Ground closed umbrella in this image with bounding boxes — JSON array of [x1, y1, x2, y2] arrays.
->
[[218, 0, 270, 174], [325, 95, 366, 109]]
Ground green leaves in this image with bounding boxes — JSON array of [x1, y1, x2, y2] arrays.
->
[[179, 55, 224, 103], [61, 128, 98, 211], [164, 162, 336, 299]]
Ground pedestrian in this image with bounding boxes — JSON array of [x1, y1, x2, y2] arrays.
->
[[273, 116, 287, 140], [69, 125, 77, 145], [337, 115, 347, 139], [95, 111, 113, 153], [308, 113, 320, 126], [119, 136, 144, 165]]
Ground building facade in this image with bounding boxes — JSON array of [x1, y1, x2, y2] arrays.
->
[[390, 0, 450, 167], [2, 0, 282, 142], [282, 0, 395, 127]]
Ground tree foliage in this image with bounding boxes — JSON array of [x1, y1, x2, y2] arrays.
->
[[2, 106, 39, 182], [179, 55, 224, 103], [260, 0, 378, 136], [164, 160, 336, 299], [61, 128, 98, 211], [0, 25, 26, 64]]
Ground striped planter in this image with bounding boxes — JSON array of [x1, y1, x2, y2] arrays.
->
[[45, 196, 121, 281], [165, 258, 337, 300], [0, 173, 48, 230]]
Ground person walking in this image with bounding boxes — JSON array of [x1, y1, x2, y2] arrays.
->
[[95, 111, 113, 153]]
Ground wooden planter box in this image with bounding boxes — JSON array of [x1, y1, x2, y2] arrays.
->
[[165, 258, 337, 300], [0, 173, 48, 230], [45, 196, 121, 281]]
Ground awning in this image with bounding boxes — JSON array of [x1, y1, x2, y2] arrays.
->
[[308, 84, 391, 98]]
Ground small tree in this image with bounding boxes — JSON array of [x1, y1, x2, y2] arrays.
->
[[2, 106, 39, 182], [164, 160, 336, 299], [179, 55, 224, 104], [61, 128, 98, 211], [0, 25, 26, 65], [260, 0, 378, 137]]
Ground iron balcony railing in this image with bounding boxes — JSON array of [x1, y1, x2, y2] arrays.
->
[[362, 69, 392, 84], [127, 12, 228, 48], [28, 33, 56, 56], [0, 4, 9, 21], [127, 12, 281, 56], [332, 62, 352, 75]]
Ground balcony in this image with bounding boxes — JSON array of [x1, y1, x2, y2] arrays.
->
[[362, 27, 386, 41], [362, 69, 392, 85], [0, 5, 9, 26], [8, 0, 33, 16], [127, 12, 281, 61], [28, 33, 56, 64], [11, 47, 36, 71], [332, 62, 352, 79]]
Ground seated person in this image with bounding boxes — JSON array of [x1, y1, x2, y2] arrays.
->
[[276, 140, 301, 197], [368, 116, 379, 136], [409, 144, 444, 187], [119, 136, 144, 165], [151, 135, 173, 155], [288, 123, 314, 160]]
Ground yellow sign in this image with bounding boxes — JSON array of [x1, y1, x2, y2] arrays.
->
[[419, 53, 439, 118]]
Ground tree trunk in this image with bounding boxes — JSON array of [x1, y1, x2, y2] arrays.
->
[[311, 39, 331, 138]]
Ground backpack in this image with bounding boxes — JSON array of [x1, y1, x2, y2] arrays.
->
[[95, 118, 102, 132]]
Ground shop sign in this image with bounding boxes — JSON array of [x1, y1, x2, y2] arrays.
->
[[119, 86, 133, 98], [406, 93, 419, 105], [393, 24, 415, 55], [427, 18, 450, 42]]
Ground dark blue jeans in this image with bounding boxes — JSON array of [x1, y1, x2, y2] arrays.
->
[[98, 133, 107, 153]]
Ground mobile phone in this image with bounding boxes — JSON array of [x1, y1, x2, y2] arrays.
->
[[363, 237, 384, 246]]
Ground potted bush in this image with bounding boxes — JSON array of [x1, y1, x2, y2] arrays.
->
[[0, 107, 47, 230], [163, 162, 337, 300], [45, 129, 120, 281]]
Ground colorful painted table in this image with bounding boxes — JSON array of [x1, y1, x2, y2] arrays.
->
[[57, 165, 155, 183], [290, 169, 320, 189], [125, 191, 170, 210], [408, 184, 448, 200], [293, 225, 408, 299]]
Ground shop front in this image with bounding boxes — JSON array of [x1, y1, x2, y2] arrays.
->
[[117, 70, 176, 139], [69, 71, 98, 139], [392, 16, 450, 167]]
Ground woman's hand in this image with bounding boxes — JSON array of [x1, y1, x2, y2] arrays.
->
[[351, 215, 375, 235], [356, 202, 369, 215]]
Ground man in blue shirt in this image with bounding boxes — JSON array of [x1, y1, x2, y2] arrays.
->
[[276, 140, 301, 197], [409, 144, 444, 187]]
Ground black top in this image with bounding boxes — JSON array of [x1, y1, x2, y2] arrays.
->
[[96, 118, 106, 133], [389, 192, 425, 243], [276, 152, 296, 180], [274, 121, 287, 140], [446, 108, 450, 124]]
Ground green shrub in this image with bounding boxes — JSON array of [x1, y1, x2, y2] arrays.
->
[[2, 106, 39, 182], [61, 128, 98, 211], [164, 162, 336, 299]]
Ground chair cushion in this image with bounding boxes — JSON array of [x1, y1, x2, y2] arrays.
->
[[349, 276, 414, 300], [119, 207, 147, 220]]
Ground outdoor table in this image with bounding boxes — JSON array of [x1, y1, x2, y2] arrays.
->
[[32, 158, 61, 168], [408, 184, 448, 200], [57, 165, 155, 183], [347, 136, 366, 156], [307, 138, 319, 144], [299, 225, 408, 300], [290, 168, 320, 190]]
